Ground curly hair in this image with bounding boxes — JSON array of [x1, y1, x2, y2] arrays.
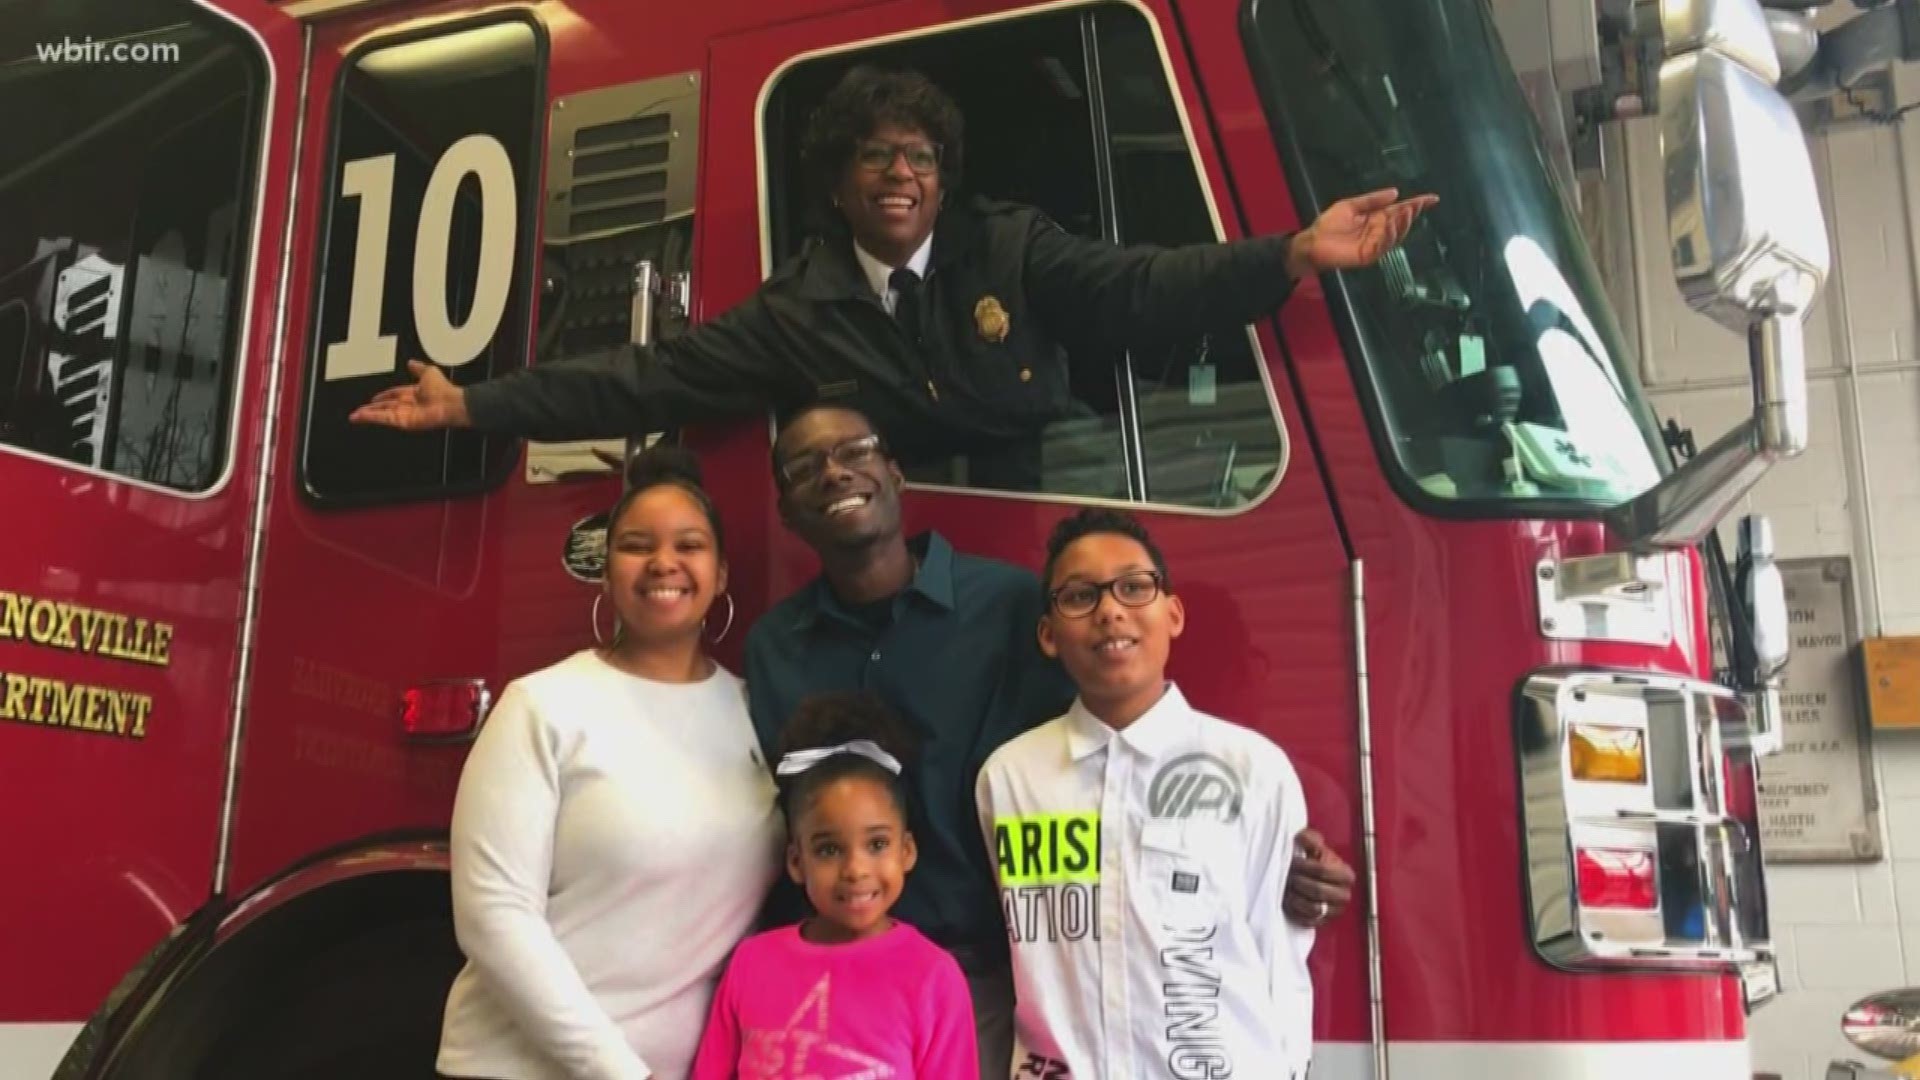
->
[[800, 65, 965, 223], [774, 690, 920, 833], [1040, 507, 1173, 596]]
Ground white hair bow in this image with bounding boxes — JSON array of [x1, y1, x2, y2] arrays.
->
[[775, 740, 902, 777]]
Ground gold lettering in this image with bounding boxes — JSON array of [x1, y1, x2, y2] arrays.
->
[[0, 592, 27, 640], [26, 677, 51, 723], [28, 601, 58, 646], [0, 672, 24, 719], [58, 685, 82, 730], [88, 687, 108, 731], [51, 603, 79, 650], [104, 614, 130, 660], [105, 689, 129, 736], [0, 588, 175, 667], [49, 681, 87, 728], [77, 608, 109, 652], [0, 587, 176, 739], [0, 670, 152, 740], [74, 686, 95, 729]]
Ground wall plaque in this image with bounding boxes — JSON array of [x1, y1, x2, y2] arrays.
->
[[1759, 557, 1881, 863]]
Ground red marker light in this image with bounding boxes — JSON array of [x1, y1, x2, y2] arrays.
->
[[402, 680, 490, 741], [1576, 846, 1658, 910]]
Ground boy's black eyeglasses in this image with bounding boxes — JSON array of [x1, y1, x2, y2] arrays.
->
[[1048, 571, 1164, 619], [779, 434, 885, 488]]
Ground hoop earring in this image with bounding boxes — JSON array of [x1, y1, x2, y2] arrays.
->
[[592, 593, 620, 645], [707, 592, 736, 644]]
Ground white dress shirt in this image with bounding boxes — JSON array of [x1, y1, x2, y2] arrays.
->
[[438, 651, 783, 1080], [975, 683, 1316, 1079], [853, 234, 934, 315]]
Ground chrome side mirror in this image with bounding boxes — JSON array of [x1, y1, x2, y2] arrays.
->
[[1731, 513, 1787, 754], [1604, 0, 1830, 551], [1661, 46, 1825, 335]]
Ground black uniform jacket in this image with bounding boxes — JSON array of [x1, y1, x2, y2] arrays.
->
[[465, 197, 1297, 465]]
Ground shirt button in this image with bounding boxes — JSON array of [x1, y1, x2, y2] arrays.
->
[[870, 650, 881, 661]]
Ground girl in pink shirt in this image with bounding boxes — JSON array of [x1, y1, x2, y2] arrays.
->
[[691, 692, 977, 1079]]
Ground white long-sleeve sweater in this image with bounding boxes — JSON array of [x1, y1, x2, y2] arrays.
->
[[437, 651, 782, 1080]]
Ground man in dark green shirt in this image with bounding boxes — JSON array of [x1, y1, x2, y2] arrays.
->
[[744, 403, 1354, 1080]]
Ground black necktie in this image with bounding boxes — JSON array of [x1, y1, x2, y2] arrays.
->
[[889, 268, 922, 347]]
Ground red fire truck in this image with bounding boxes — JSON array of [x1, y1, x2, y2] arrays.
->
[[0, 0, 1827, 1075]]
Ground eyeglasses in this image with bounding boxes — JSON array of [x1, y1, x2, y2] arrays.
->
[[854, 140, 942, 176], [1048, 570, 1165, 619], [778, 433, 886, 488]]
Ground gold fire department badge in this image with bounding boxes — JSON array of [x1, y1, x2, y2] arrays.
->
[[974, 296, 1010, 344]]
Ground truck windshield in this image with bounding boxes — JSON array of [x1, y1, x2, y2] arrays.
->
[[1246, 0, 1668, 509]]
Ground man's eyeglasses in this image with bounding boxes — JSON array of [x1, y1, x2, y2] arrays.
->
[[1048, 571, 1165, 619], [778, 434, 886, 488], [854, 140, 942, 176]]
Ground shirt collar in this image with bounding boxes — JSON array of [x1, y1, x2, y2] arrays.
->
[[1064, 682, 1193, 762], [793, 202, 976, 304], [852, 232, 934, 302], [789, 531, 957, 632]]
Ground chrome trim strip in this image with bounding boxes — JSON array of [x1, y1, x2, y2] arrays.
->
[[1351, 559, 1389, 1080], [218, 839, 450, 942], [215, 24, 315, 895]]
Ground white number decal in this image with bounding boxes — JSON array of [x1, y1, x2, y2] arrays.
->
[[322, 154, 398, 381], [414, 135, 517, 368], [322, 134, 518, 382]]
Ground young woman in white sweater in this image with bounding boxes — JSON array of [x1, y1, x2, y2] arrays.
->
[[436, 447, 784, 1080]]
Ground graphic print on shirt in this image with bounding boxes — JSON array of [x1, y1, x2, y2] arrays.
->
[[1147, 752, 1243, 823], [742, 972, 895, 1080], [1162, 924, 1231, 1078], [993, 811, 1101, 945], [1149, 752, 1244, 1078]]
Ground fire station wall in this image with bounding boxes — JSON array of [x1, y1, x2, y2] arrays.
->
[[1594, 69, 1920, 1080]]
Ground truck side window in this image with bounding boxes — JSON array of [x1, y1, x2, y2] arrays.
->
[[299, 18, 544, 505], [763, 3, 1287, 509], [0, 0, 263, 492]]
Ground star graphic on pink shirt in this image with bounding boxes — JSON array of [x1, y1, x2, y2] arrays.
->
[[740, 973, 895, 1080]]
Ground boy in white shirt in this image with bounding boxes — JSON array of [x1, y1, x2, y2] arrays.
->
[[975, 508, 1317, 1079]]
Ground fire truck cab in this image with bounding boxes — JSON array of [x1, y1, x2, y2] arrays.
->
[[0, 0, 1826, 1076]]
